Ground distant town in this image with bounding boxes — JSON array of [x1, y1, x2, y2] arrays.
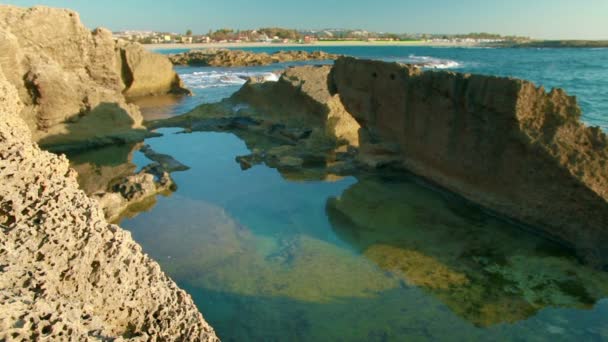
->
[[112, 28, 530, 46]]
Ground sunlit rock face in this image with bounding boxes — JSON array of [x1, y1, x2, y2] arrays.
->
[[326, 177, 608, 327], [0, 5, 188, 150], [330, 57, 608, 268], [169, 49, 339, 67], [0, 67, 217, 340]]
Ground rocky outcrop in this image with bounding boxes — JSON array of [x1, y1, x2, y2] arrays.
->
[[156, 56, 608, 267], [154, 65, 360, 147], [330, 57, 608, 268], [149, 65, 361, 180], [92, 144, 189, 222], [169, 48, 339, 67], [0, 5, 188, 150], [118, 40, 191, 98], [0, 67, 217, 339]]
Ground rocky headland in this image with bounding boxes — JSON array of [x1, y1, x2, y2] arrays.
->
[[0, 5, 190, 152], [152, 57, 608, 269], [169, 48, 339, 67]]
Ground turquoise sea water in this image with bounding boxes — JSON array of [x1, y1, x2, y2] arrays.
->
[[159, 46, 608, 131], [90, 47, 608, 340]]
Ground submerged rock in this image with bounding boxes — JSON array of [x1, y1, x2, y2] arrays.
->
[[326, 177, 608, 326], [330, 57, 608, 268], [0, 5, 189, 150], [0, 67, 217, 341], [157, 56, 608, 268], [169, 48, 339, 67]]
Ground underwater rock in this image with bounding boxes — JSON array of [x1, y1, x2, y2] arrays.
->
[[326, 177, 608, 326], [87, 144, 189, 222], [0, 5, 188, 150], [140, 144, 191, 172], [330, 57, 608, 268], [0, 66, 217, 341], [155, 56, 608, 267], [169, 48, 339, 67]]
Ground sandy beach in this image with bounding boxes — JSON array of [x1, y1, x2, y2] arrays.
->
[[144, 40, 480, 51]]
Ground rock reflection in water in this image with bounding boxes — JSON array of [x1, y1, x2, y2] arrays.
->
[[66, 143, 140, 195], [326, 176, 608, 327]]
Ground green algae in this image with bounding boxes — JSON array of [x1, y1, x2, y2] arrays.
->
[[69, 130, 608, 341], [326, 176, 608, 326]]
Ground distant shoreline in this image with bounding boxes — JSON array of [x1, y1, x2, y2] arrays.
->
[[144, 40, 481, 51]]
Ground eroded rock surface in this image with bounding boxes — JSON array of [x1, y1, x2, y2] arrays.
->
[[330, 57, 608, 267], [0, 5, 188, 150], [0, 67, 217, 340], [156, 57, 608, 268], [169, 48, 339, 67]]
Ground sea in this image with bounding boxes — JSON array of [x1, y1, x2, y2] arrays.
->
[[75, 46, 608, 341]]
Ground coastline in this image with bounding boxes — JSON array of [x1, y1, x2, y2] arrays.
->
[[144, 40, 481, 51]]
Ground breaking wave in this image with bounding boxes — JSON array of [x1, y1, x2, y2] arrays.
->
[[179, 70, 280, 89], [385, 55, 461, 69]]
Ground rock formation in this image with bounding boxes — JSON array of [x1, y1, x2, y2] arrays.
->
[[157, 57, 608, 268], [0, 63, 217, 340], [0, 5, 189, 151], [169, 48, 339, 67], [329, 57, 608, 268]]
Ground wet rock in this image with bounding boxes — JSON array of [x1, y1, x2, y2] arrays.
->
[[169, 48, 339, 67], [140, 144, 190, 172]]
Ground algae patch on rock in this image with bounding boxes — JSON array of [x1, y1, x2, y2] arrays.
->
[[326, 176, 608, 326]]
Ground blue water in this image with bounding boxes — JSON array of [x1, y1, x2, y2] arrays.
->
[[117, 129, 608, 341], [96, 46, 608, 340], [158, 46, 608, 130]]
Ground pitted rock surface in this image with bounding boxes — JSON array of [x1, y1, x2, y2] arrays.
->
[[0, 67, 217, 341]]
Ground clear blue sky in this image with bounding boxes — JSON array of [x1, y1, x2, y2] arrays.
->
[[4, 0, 608, 39]]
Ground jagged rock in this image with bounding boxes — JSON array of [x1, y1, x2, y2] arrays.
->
[[0, 67, 217, 340], [169, 48, 339, 67], [0, 5, 189, 150], [330, 57, 608, 267]]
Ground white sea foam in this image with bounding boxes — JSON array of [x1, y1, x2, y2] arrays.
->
[[179, 70, 280, 89], [407, 55, 462, 69], [384, 55, 461, 69]]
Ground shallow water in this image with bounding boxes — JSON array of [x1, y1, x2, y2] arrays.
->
[[85, 128, 607, 341], [69, 46, 608, 340]]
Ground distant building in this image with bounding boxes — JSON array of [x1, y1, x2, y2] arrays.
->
[[181, 36, 193, 44], [197, 36, 211, 43], [163, 35, 172, 42]]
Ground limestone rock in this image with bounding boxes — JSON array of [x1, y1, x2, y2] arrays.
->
[[169, 48, 339, 67], [231, 65, 360, 146], [0, 5, 189, 150], [0, 68, 217, 341], [330, 57, 608, 267], [118, 40, 191, 98]]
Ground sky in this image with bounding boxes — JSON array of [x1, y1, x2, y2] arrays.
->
[[4, 0, 608, 39]]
